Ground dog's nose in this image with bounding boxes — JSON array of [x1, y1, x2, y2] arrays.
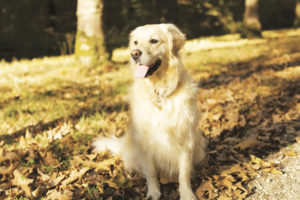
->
[[131, 49, 142, 60]]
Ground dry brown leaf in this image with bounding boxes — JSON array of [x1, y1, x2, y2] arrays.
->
[[212, 127, 224, 137], [112, 172, 132, 188], [43, 152, 59, 165], [12, 169, 34, 198], [248, 111, 263, 126], [0, 150, 20, 161], [46, 189, 71, 200], [32, 186, 40, 198], [262, 167, 283, 175], [272, 114, 282, 123], [235, 182, 248, 193], [212, 112, 222, 121], [50, 174, 66, 187], [284, 149, 298, 156], [233, 188, 247, 200], [218, 193, 232, 200], [61, 167, 89, 186], [250, 154, 276, 174], [220, 164, 249, 182], [233, 135, 263, 150], [0, 161, 18, 175], [63, 189, 73, 199], [196, 179, 217, 200], [37, 168, 51, 182], [239, 115, 247, 127], [223, 137, 241, 144], [216, 175, 236, 192], [270, 168, 283, 174], [74, 155, 118, 171], [206, 98, 218, 105], [0, 140, 4, 147], [86, 153, 98, 161], [0, 182, 12, 192]]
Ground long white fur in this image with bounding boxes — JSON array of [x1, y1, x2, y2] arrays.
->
[[92, 136, 121, 155], [93, 23, 206, 200]]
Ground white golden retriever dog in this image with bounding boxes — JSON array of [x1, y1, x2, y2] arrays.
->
[[93, 24, 206, 200]]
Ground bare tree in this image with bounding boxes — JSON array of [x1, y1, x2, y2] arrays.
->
[[295, 0, 300, 27], [242, 0, 262, 38], [75, 0, 107, 66]]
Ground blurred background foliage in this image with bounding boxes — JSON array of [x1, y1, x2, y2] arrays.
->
[[0, 0, 297, 61]]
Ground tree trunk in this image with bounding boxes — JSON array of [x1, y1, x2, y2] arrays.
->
[[75, 0, 107, 66], [242, 0, 262, 38], [295, 0, 300, 27]]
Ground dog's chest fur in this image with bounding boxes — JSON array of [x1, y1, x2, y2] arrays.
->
[[130, 79, 197, 144]]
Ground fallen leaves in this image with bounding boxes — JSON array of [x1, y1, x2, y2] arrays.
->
[[233, 132, 264, 150], [12, 169, 34, 198], [42, 152, 59, 165], [0, 150, 22, 175], [196, 178, 217, 199], [61, 167, 89, 186], [196, 57, 300, 200]]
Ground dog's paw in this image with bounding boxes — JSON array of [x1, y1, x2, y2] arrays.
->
[[146, 189, 161, 200], [180, 191, 198, 200]]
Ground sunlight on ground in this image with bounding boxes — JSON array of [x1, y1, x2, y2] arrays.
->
[[111, 28, 300, 63]]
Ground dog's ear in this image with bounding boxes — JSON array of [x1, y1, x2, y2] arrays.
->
[[160, 24, 186, 56]]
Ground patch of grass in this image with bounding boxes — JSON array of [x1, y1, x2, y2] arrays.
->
[[72, 131, 94, 146], [17, 197, 30, 200], [75, 112, 108, 136], [239, 104, 251, 114], [43, 164, 54, 174], [3, 107, 19, 118], [87, 184, 101, 199], [20, 158, 35, 167], [61, 156, 72, 170]]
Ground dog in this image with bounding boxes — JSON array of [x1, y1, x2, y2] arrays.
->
[[93, 23, 206, 200]]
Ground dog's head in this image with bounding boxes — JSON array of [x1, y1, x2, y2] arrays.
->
[[129, 24, 186, 79]]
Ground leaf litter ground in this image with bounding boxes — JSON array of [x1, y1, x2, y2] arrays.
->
[[1, 28, 300, 200]]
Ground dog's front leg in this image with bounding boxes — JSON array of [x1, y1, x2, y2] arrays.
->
[[141, 155, 161, 200], [178, 151, 198, 200]]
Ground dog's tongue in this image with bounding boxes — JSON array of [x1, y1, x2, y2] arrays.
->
[[134, 64, 149, 78]]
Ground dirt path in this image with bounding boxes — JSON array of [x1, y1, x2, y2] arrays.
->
[[247, 139, 300, 200]]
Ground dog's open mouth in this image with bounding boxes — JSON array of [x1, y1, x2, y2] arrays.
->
[[134, 59, 161, 78]]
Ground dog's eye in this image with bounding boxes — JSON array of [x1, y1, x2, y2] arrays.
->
[[150, 39, 158, 44], [134, 41, 138, 45]]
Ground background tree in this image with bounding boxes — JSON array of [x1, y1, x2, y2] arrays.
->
[[242, 0, 262, 38], [295, 0, 300, 27], [75, 0, 107, 66]]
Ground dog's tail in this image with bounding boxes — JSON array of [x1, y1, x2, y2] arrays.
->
[[93, 135, 123, 155], [92, 135, 138, 171]]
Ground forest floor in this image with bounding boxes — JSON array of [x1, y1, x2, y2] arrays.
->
[[1, 28, 300, 200]]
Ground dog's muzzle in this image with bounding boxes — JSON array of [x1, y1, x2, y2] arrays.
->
[[131, 49, 142, 60]]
